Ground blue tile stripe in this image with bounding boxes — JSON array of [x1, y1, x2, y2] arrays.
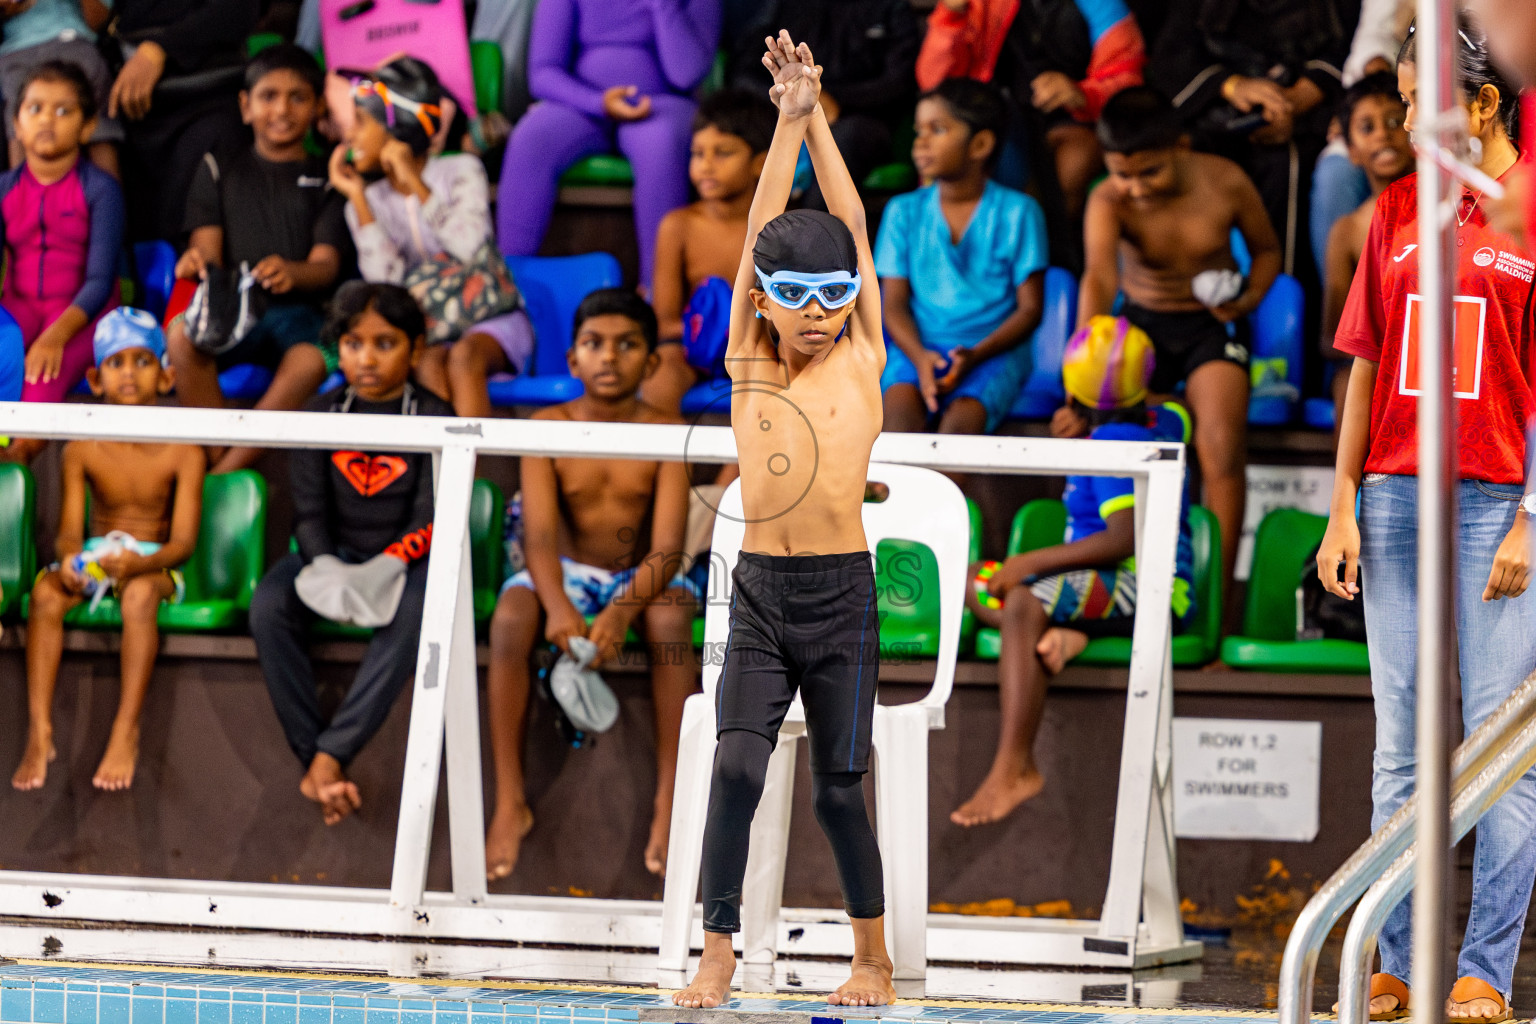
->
[[0, 965, 1310, 1024]]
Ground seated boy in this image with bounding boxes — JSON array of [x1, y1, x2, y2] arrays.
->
[[165, 43, 349, 475], [249, 282, 450, 825], [1077, 85, 1278, 593], [485, 288, 700, 881], [1320, 72, 1412, 445], [645, 89, 777, 413], [0, 0, 123, 175], [877, 77, 1046, 449], [13, 308, 204, 793], [954, 316, 1195, 826]]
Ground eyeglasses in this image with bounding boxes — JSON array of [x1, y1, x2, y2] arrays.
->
[[753, 268, 861, 310]]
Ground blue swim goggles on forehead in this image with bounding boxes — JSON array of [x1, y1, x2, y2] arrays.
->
[[754, 268, 861, 310]]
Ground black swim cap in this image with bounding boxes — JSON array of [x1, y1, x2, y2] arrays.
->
[[753, 210, 859, 276], [346, 56, 444, 155]]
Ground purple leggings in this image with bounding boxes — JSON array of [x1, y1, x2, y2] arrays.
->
[[496, 93, 693, 287]]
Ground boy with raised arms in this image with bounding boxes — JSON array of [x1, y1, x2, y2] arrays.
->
[[673, 30, 893, 1011]]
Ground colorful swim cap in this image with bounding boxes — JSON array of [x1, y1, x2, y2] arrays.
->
[[342, 56, 444, 155], [94, 307, 166, 366], [1061, 315, 1154, 410]]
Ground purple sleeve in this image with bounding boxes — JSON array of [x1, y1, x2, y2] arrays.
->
[[72, 167, 126, 319], [526, 0, 609, 118], [648, 0, 721, 92]]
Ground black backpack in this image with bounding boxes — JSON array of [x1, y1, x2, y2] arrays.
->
[[1297, 542, 1367, 643]]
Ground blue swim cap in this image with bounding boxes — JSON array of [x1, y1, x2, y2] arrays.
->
[[94, 308, 166, 367]]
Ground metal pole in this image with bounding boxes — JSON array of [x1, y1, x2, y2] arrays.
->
[[1412, 0, 1460, 1020]]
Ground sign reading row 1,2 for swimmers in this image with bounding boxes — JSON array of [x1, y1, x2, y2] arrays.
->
[[1171, 718, 1322, 842]]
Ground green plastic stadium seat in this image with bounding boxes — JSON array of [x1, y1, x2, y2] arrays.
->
[[246, 32, 284, 58], [862, 163, 917, 192], [974, 499, 1222, 667], [1220, 508, 1370, 673], [876, 497, 983, 658], [470, 40, 503, 115], [0, 464, 37, 620], [561, 154, 636, 188], [39, 470, 267, 632], [311, 478, 504, 639]]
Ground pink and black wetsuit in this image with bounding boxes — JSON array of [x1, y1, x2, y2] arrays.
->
[[0, 158, 125, 402]]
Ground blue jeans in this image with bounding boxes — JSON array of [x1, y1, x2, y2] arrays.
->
[[1360, 473, 1536, 998]]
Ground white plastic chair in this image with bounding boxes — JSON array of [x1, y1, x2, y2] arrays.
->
[[658, 463, 969, 980]]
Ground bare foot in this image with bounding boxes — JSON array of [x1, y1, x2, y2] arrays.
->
[[1446, 996, 1506, 1020], [645, 806, 670, 876], [1035, 627, 1089, 675], [950, 766, 1046, 826], [300, 753, 362, 825], [673, 947, 735, 1008], [1331, 995, 1406, 1018], [829, 953, 896, 1006], [92, 724, 140, 791], [12, 729, 55, 791], [485, 802, 534, 880]]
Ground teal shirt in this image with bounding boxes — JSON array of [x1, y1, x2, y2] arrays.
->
[[1, 0, 110, 56], [873, 179, 1048, 352]]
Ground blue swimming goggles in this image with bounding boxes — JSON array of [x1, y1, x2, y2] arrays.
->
[[754, 268, 862, 310]]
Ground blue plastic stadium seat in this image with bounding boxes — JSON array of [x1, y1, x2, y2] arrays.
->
[[492, 253, 623, 407], [1304, 397, 1336, 430], [218, 364, 274, 401], [681, 377, 732, 416], [1247, 273, 1304, 426], [132, 241, 177, 320], [1007, 267, 1078, 421]]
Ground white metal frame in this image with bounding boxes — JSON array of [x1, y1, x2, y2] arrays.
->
[[0, 401, 1196, 971]]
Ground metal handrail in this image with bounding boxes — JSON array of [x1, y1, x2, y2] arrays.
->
[[1336, 708, 1536, 1024], [1276, 670, 1536, 1024]]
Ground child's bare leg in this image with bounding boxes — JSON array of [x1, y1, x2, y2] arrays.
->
[[485, 586, 542, 879], [96, 573, 174, 790], [881, 384, 928, 433], [952, 588, 1051, 826], [673, 930, 735, 1008], [1045, 123, 1103, 224], [88, 141, 120, 179], [831, 915, 896, 1006], [414, 345, 451, 405], [2, 438, 46, 464], [641, 344, 698, 414], [214, 343, 330, 474], [446, 332, 509, 419], [14, 572, 81, 790], [642, 588, 701, 875], [936, 396, 988, 488], [1185, 360, 1249, 598], [166, 317, 225, 409]]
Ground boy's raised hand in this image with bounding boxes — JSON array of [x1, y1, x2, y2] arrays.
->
[[761, 29, 821, 120]]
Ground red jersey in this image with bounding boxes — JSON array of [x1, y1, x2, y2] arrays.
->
[[1335, 172, 1536, 483]]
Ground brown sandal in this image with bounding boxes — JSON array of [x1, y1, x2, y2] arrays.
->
[[1369, 973, 1412, 1022], [1446, 976, 1512, 1024]]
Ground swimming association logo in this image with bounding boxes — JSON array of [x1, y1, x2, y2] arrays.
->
[[682, 356, 819, 525], [1474, 247, 1497, 268]]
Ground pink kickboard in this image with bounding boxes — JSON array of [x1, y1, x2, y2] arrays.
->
[[320, 0, 477, 119]]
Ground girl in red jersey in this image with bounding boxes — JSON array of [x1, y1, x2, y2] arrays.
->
[[1318, 16, 1534, 1024]]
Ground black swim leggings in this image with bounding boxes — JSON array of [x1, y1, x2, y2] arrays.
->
[[700, 729, 886, 933]]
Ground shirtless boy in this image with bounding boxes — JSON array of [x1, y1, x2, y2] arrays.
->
[[645, 90, 776, 412], [1320, 73, 1412, 442], [674, 31, 894, 1011], [13, 308, 204, 793], [1077, 86, 1280, 591], [485, 288, 700, 882]]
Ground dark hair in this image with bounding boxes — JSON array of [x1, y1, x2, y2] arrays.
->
[[753, 209, 859, 276], [245, 42, 325, 98], [16, 60, 96, 123], [691, 88, 776, 155], [324, 281, 426, 348], [919, 77, 1007, 164], [573, 288, 659, 351], [1338, 71, 1404, 131], [1096, 86, 1184, 154], [1399, 11, 1521, 139]]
